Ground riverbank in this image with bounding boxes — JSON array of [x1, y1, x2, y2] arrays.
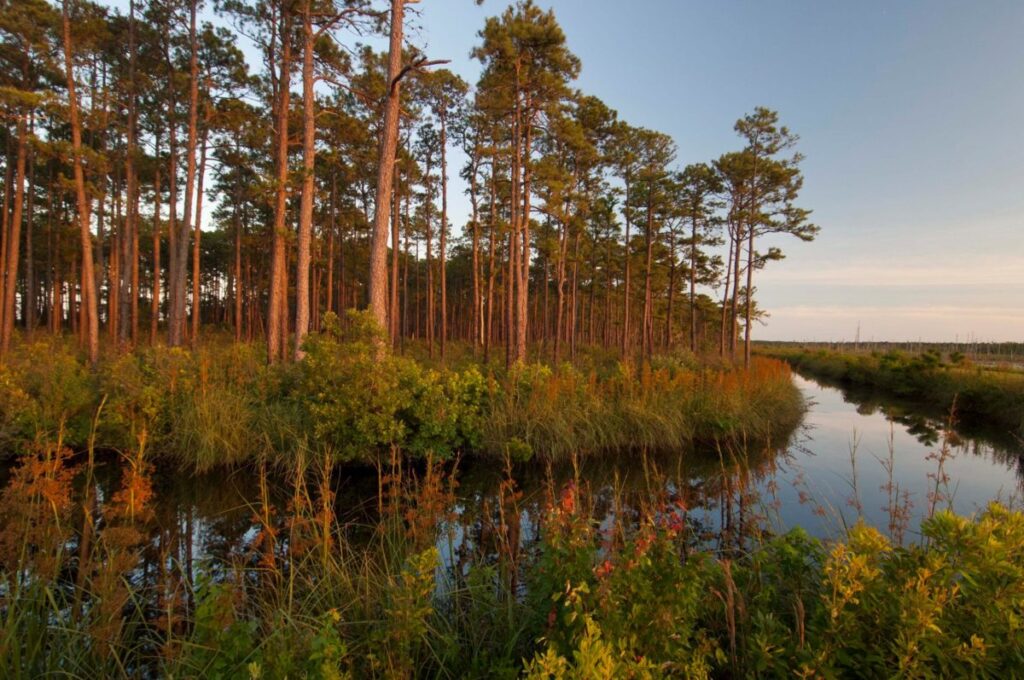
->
[[0, 320, 803, 470], [764, 347, 1024, 438]]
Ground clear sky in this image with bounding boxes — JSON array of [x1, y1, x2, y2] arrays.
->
[[113, 0, 1024, 342]]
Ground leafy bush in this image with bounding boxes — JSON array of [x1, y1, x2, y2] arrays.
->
[[0, 337, 96, 451]]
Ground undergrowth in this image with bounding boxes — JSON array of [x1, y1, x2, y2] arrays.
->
[[0, 313, 802, 470], [1, 434, 1022, 678]]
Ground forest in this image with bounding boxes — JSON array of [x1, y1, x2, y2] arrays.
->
[[1, 0, 1023, 678], [0, 0, 817, 368]]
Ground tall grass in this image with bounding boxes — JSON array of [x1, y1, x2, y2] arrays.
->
[[485, 357, 802, 462], [0, 320, 804, 470]]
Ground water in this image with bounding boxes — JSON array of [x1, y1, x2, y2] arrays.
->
[[10, 372, 1023, 576], [759, 373, 1023, 538]]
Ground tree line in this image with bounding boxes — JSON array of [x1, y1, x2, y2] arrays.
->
[[0, 0, 817, 368]]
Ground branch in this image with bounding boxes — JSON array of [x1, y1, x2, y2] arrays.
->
[[390, 57, 450, 94], [313, 7, 367, 39]]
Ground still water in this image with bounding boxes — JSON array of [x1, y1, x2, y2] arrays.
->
[[759, 373, 1022, 537], [46, 372, 1023, 571]]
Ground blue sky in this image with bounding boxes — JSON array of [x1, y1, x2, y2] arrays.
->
[[112, 0, 1024, 341]]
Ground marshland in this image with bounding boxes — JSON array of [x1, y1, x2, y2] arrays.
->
[[2, 0, 1024, 678]]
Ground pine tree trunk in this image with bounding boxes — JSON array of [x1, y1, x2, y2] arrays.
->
[[24, 128, 36, 334], [719, 227, 733, 358], [191, 114, 208, 347], [151, 149, 161, 345], [469, 156, 480, 352], [516, 97, 532, 364], [689, 213, 698, 353], [425, 158, 434, 358], [325, 176, 335, 320], [267, 3, 292, 363], [119, 0, 139, 346], [295, 2, 316, 360], [0, 115, 27, 357], [168, 0, 199, 347], [62, 0, 99, 364], [367, 0, 404, 347], [621, 173, 632, 358], [744, 229, 754, 368], [642, 195, 654, 360], [389, 154, 400, 346], [439, 114, 448, 362], [484, 165, 497, 363]]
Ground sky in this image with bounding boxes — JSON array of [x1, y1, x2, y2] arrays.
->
[[113, 0, 1024, 342]]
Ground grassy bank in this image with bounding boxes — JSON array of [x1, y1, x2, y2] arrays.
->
[[764, 347, 1024, 438], [2, 447, 1022, 678], [0, 314, 803, 470]]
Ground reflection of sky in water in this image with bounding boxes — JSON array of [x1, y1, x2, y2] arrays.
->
[[763, 374, 1023, 537]]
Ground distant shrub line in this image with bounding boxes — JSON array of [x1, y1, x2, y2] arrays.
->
[[765, 347, 1024, 437]]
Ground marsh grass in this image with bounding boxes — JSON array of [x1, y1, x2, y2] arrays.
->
[[4, 333, 1022, 677], [0, 328, 804, 471]]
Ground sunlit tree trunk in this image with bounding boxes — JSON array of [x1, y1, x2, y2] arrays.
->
[[468, 149, 481, 352], [425, 157, 434, 357], [689, 213, 699, 353], [368, 0, 405, 346], [325, 175, 336, 321], [169, 0, 200, 347], [642, 194, 654, 360], [0, 115, 28, 358], [729, 221, 742, 359], [484, 164, 497, 363], [294, 0, 316, 360], [389, 142, 402, 346], [151, 140, 161, 346], [744, 228, 754, 367], [267, 2, 292, 363], [516, 92, 532, 364], [118, 0, 139, 347], [62, 0, 99, 364], [24, 128, 36, 334], [719, 226, 733, 358], [191, 110, 209, 348], [621, 171, 632, 358], [439, 112, 449, 361]]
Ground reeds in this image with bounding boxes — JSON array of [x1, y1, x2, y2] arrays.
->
[[769, 346, 1024, 439], [0, 337, 805, 471]]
